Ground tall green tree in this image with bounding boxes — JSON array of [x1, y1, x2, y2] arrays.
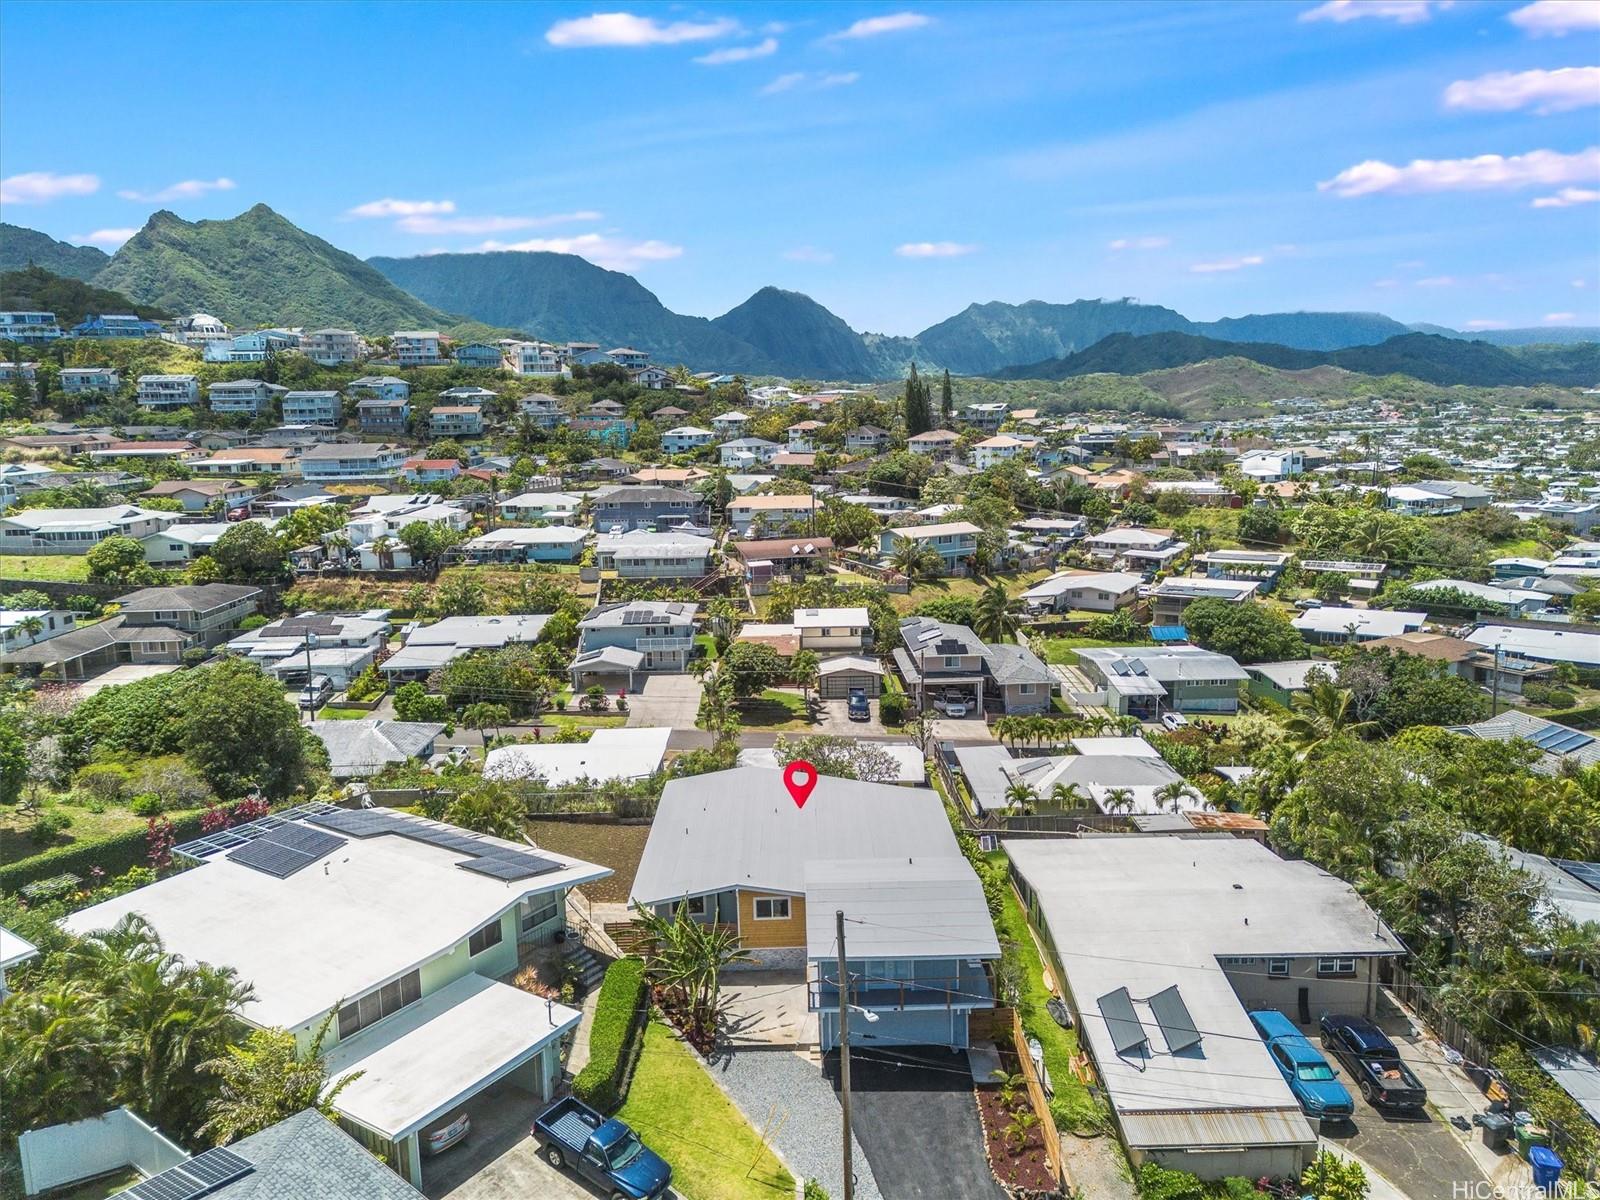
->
[[200, 1010, 361, 1145], [904, 362, 932, 436], [940, 369, 953, 424]]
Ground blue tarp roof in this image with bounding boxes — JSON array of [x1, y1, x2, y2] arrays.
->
[[1150, 625, 1189, 643]]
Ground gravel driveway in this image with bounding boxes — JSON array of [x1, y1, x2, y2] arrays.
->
[[708, 1046, 883, 1200]]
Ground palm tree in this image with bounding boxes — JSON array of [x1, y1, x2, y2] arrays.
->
[[1154, 780, 1191, 812], [974, 583, 1021, 642], [631, 900, 753, 1044], [1102, 787, 1136, 815], [14, 614, 44, 644], [1004, 780, 1037, 814], [370, 534, 396, 570], [1282, 681, 1378, 755], [790, 649, 820, 706], [1048, 781, 1089, 811], [889, 537, 943, 581], [201, 1009, 363, 1145]]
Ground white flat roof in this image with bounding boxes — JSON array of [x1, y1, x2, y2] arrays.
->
[[483, 727, 671, 786], [1069, 736, 1160, 758], [1466, 624, 1600, 667], [1003, 838, 1401, 1140], [1, 924, 39, 971], [325, 972, 579, 1140], [792, 606, 869, 628], [1291, 606, 1426, 638], [62, 813, 610, 1030]]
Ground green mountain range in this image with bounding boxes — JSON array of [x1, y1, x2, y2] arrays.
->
[[0, 265, 170, 326], [993, 331, 1600, 388], [0, 222, 111, 281], [93, 205, 454, 333]]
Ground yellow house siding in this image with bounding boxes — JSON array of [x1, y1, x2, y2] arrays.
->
[[737, 889, 806, 949]]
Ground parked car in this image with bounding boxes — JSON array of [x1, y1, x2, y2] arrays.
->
[[1249, 1009, 1354, 1123], [1319, 1014, 1428, 1111], [1294, 597, 1323, 610], [934, 690, 971, 718], [421, 1110, 470, 1157], [296, 674, 333, 711], [1160, 712, 1189, 731], [847, 688, 870, 721], [532, 1097, 672, 1200]]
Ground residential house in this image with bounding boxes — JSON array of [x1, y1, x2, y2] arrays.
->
[[842, 493, 916, 519], [281, 390, 341, 425], [459, 526, 588, 565], [1149, 576, 1262, 625], [399, 458, 462, 485], [711, 410, 751, 437], [661, 426, 715, 455], [846, 425, 891, 455], [1451, 710, 1600, 775], [571, 600, 699, 690], [727, 493, 819, 536], [1005, 837, 1403, 1179], [451, 342, 502, 369], [135, 374, 199, 410], [971, 434, 1032, 469], [347, 376, 411, 404], [630, 365, 670, 389], [63, 806, 608, 1189], [906, 428, 961, 457], [1496, 499, 1600, 535], [878, 521, 982, 574], [1237, 449, 1306, 482], [505, 342, 567, 378], [786, 421, 826, 453], [484, 727, 671, 787], [1243, 660, 1331, 706], [1386, 480, 1490, 516], [1075, 645, 1249, 716], [0, 608, 75, 650], [114, 583, 260, 644], [140, 521, 240, 564], [357, 396, 410, 433], [1405, 577, 1551, 616], [1005, 750, 1199, 816], [1464, 623, 1600, 670], [207, 378, 288, 415], [515, 392, 564, 427], [58, 366, 120, 395], [1195, 550, 1292, 590], [203, 330, 297, 363], [0, 311, 62, 342], [719, 437, 782, 469], [594, 528, 714, 579], [141, 478, 254, 513], [588, 484, 707, 532], [301, 328, 364, 365], [427, 405, 484, 438], [1010, 516, 1087, 545], [792, 606, 871, 653], [567, 415, 635, 448], [87, 440, 204, 464], [0, 504, 177, 554], [299, 443, 408, 484], [497, 492, 583, 524], [631, 767, 999, 1054], [1021, 569, 1143, 614], [1084, 526, 1189, 570], [391, 331, 443, 366], [378, 614, 552, 680], [1291, 605, 1427, 645], [191, 446, 302, 478], [728, 536, 834, 594], [1366, 630, 1554, 698], [227, 612, 389, 688], [167, 311, 230, 347], [894, 615, 1053, 716], [962, 402, 1007, 431]]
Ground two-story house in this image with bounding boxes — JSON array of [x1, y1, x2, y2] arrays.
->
[[506, 342, 568, 378], [191, 446, 302, 479], [1149, 576, 1262, 625], [451, 343, 502, 369], [630, 365, 670, 389], [1076, 645, 1249, 717], [0, 311, 63, 343], [845, 425, 891, 455], [135, 374, 200, 410], [282, 390, 341, 426], [605, 347, 649, 370], [786, 421, 826, 453], [428, 405, 484, 437], [962, 402, 1008, 431], [0, 607, 75, 650], [515, 392, 564, 427], [571, 600, 699, 691], [356, 396, 410, 433], [727, 494, 819, 536], [64, 805, 608, 1189], [971, 434, 1033, 469], [710, 410, 751, 437], [497, 492, 583, 524], [346, 376, 411, 404], [631, 768, 998, 1054], [301, 328, 364, 365], [71, 313, 161, 338], [208, 378, 288, 415], [588, 485, 707, 532], [142, 478, 255, 513], [0, 504, 178, 554], [906, 428, 961, 458], [58, 366, 120, 395], [719, 437, 782, 469], [391, 331, 443, 366], [879, 521, 983, 574], [399, 458, 462, 485], [459, 526, 589, 565], [114, 583, 262, 645], [1083, 526, 1189, 570], [895, 615, 1053, 716], [791, 606, 871, 653], [1020, 569, 1143, 614], [299, 443, 408, 484], [661, 426, 716, 455], [594, 529, 714, 579]]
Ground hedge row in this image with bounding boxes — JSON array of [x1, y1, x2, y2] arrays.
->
[[572, 957, 648, 1113], [1542, 703, 1600, 730], [0, 809, 209, 895]]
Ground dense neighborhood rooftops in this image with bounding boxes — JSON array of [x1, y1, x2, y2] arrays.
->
[[483, 727, 672, 786], [308, 720, 445, 777]]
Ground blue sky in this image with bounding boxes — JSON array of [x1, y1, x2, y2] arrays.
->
[[2, 0, 1597, 334]]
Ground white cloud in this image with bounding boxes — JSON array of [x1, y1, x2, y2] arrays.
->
[[1319, 146, 1600, 196], [1300, 0, 1451, 25], [1576, 279, 1590, 288], [473, 232, 684, 271], [783, 246, 835, 263], [760, 70, 859, 95], [1190, 253, 1265, 273], [817, 71, 861, 88], [1444, 67, 1600, 115], [1544, 311, 1578, 322], [0, 171, 99, 204], [347, 198, 457, 218], [72, 228, 138, 249], [1108, 236, 1171, 251], [116, 177, 235, 203], [1373, 278, 1400, 288], [1508, 0, 1600, 36], [545, 12, 738, 48], [694, 37, 777, 64], [761, 72, 807, 95], [1464, 319, 1510, 329], [396, 211, 602, 235], [1415, 275, 1458, 287], [824, 11, 931, 41], [895, 241, 977, 258], [1531, 186, 1600, 208]]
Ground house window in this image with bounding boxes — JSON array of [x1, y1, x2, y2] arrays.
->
[[468, 918, 504, 957], [1317, 957, 1357, 977], [943, 656, 960, 668], [752, 896, 790, 921], [1019, 683, 1035, 695], [682, 895, 708, 917], [522, 895, 561, 931], [1267, 959, 1291, 977], [336, 969, 421, 1039]]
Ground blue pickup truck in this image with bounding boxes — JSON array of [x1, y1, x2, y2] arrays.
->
[[531, 1097, 672, 1200], [1249, 1009, 1355, 1124]]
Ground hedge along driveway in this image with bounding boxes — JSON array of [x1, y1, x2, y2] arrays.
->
[[572, 957, 647, 1111]]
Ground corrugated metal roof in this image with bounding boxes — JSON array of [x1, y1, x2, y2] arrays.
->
[[1117, 1107, 1315, 1150], [803, 857, 999, 960]]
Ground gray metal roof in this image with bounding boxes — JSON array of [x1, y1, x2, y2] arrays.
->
[[219, 1108, 424, 1198], [803, 857, 999, 961], [951, 744, 1022, 815], [1532, 1048, 1600, 1126], [631, 767, 960, 904], [308, 720, 445, 778], [114, 583, 261, 613], [983, 641, 1052, 686]]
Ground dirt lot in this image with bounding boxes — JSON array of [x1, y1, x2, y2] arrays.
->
[[525, 819, 649, 904]]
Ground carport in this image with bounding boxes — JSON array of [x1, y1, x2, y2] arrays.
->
[[569, 645, 643, 693], [323, 973, 579, 1189]]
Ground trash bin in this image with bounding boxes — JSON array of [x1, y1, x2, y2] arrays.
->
[[1517, 1124, 1550, 1160], [1480, 1111, 1514, 1152], [1529, 1145, 1563, 1190]]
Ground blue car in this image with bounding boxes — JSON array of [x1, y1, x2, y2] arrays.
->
[[1249, 1009, 1355, 1123]]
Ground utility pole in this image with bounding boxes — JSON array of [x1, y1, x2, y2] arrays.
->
[[302, 631, 320, 724], [1490, 642, 1503, 717], [836, 908, 854, 1200]]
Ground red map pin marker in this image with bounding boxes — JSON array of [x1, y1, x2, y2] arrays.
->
[[783, 760, 818, 809]]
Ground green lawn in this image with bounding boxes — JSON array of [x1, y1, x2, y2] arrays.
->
[[0, 801, 204, 868], [619, 1022, 795, 1200], [735, 689, 813, 730], [986, 850, 1107, 1134], [48, 1167, 145, 1199], [695, 633, 720, 661], [314, 706, 370, 720], [0, 554, 92, 583], [1033, 635, 1129, 666], [544, 712, 630, 730]]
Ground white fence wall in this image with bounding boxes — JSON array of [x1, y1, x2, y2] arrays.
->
[[19, 1107, 188, 1196]]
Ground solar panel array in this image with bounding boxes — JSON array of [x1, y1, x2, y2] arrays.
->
[[121, 1147, 253, 1200], [306, 807, 564, 881], [1557, 859, 1600, 893], [1528, 722, 1595, 755], [229, 824, 347, 879], [1097, 987, 1148, 1056], [174, 802, 344, 861], [1149, 984, 1203, 1053]]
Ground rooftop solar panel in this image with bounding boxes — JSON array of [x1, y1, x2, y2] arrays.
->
[[1556, 859, 1600, 893], [457, 852, 564, 881], [176, 1147, 253, 1189], [1149, 985, 1203, 1053], [264, 824, 346, 858], [122, 1176, 203, 1200], [229, 839, 317, 879], [1097, 987, 1147, 1056], [306, 808, 405, 837]]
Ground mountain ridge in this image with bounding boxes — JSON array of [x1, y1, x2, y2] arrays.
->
[[0, 223, 111, 281]]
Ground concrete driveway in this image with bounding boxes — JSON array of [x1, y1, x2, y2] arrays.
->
[[422, 1083, 587, 1200], [719, 970, 816, 1047], [625, 675, 703, 729], [824, 1046, 1004, 1200], [812, 697, 889, 736], [929, 714, 995, 743]]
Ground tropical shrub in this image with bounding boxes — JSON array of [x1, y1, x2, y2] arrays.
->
[[572, 957, 648, 1112]]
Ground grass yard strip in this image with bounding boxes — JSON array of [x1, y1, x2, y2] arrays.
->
[[618, 1021, 795, 1200]]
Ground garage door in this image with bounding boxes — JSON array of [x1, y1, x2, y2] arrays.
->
[[820, 671, 882, 698]]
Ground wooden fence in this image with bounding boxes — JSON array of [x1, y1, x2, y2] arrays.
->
[[1012, 1008, 1068, 1194]]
